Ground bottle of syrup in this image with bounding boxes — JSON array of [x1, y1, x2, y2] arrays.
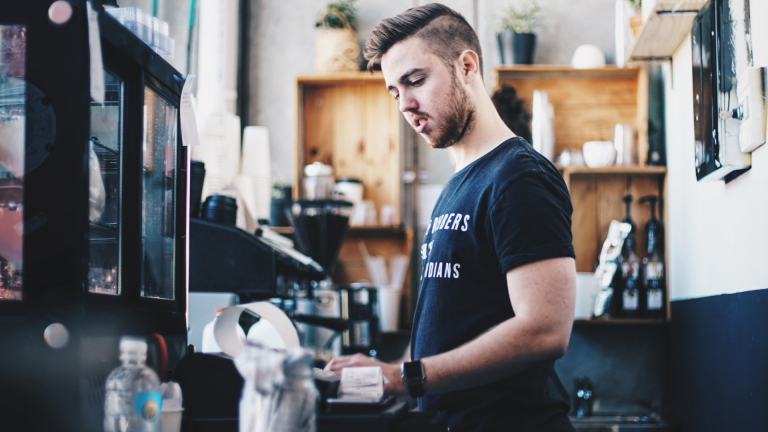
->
[[618, 195, 642, 317], [640, 195, 665, 318]]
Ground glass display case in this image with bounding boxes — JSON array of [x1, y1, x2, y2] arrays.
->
[[88, 70, 122, 295], [141, 86, 177, 300], [0, 25, 25, 301], [0, 1, 189, 430]]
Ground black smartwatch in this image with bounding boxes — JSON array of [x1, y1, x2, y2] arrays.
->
[[401, 360, 427, 398]]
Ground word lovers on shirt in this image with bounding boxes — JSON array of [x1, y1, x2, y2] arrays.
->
[[421, 212, 471, 280]]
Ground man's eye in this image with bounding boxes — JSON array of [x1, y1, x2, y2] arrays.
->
[[393, 93, 400, 100], [412, 78, 424, 86]]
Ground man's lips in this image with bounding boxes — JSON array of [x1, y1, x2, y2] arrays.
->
[[412, 116, 428, 134]]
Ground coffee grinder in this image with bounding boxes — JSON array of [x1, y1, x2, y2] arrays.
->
[[289, 199, 380, 356]]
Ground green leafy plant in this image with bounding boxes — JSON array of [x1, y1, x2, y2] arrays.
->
[[316, 0, 358, 31], [628, 0, 642, 11], [500, 2, 546, 34]]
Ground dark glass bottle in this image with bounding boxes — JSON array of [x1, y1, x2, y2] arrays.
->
[[640, 195, 665, 318], [618, 195, 642, 317]]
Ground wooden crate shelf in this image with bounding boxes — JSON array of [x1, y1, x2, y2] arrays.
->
[[494, 65, 649, 165], [333, 227, 414, 330], [295, 73, 402, 224], [627, 0, 708, 64]]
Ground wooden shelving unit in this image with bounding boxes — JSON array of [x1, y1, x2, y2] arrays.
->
[[295, 72, 402, 224], [267, 225, 405, 235], [334, 226, 415, 329], [494, 65, 649, 165], [626, 0, 708, 64]]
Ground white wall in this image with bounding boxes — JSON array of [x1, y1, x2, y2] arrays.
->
[[666, 0, 768, 301]]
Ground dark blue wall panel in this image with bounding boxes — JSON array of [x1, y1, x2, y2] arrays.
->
[[669, 289, 768, 431], [556, 325, 668, 407]]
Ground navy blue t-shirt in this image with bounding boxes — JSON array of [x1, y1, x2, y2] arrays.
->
[[412, 137, 576, 432]]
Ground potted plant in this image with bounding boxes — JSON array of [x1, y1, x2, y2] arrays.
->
[[498, 2, 545, 65], [628, 0, 642, 37], [315, 0, 361, 73]]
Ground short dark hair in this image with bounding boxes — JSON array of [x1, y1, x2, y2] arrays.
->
[[364, 3, 482, 76]]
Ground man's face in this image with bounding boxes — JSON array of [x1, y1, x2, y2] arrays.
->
[[381, 37, 475, 149]]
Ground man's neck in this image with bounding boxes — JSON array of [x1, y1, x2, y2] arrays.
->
[[449, 98, 515, 173]]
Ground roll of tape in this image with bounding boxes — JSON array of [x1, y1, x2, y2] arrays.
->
[[213, 302, 299, 357]]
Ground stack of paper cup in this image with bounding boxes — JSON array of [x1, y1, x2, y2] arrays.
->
[[160, 382, 183, 432], [240, 126, 272, 220], [377, 285, 402, 332], [194, 112, 241, 199]]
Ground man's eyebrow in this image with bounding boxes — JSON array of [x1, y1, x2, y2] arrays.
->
[[386, 68, 425, 92]]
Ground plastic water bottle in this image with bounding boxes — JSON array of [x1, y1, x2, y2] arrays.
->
[[104, 336, 162, 432]]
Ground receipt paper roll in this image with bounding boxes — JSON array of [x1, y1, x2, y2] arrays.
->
[[213, 302, 300, 357]]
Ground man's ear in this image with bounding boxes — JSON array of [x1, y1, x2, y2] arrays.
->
[[458, 50, 480, 84]]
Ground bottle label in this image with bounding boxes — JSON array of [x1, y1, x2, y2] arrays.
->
[[623, 289, 639, 310], [645, 262, 664, 280], [134, 392, 162, 423], [648, 288, 664, 310], [622, 261, 640, 288]]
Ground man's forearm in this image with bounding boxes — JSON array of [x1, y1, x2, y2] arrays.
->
[[420, 315, 570, 394]]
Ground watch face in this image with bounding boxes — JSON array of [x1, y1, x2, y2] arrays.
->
[[403, 361, 423, 377]]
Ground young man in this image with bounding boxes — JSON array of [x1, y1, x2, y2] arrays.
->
[[324, 4, 577, 431]]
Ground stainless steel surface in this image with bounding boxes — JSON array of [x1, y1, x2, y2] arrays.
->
[[570, 415, 677, 431]]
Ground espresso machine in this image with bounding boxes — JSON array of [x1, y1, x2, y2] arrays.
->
[[0, 1, 189, 430], [189, 196, 381, 357]]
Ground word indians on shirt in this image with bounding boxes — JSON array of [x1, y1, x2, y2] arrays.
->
[[421, 212, 470, 280]]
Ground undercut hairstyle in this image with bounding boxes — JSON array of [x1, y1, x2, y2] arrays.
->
[[364, 3, 482, 76]]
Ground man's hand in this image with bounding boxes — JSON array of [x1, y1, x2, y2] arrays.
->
[[324, 353, 408, 396]]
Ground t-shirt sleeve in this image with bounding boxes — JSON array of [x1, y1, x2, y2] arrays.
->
[[489, 172, 575, 273]]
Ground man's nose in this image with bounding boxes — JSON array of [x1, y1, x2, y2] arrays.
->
[[399, 91, 417, 113]]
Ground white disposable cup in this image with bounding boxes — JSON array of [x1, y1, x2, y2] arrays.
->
[[574, 272, 600, 319], [377, 286, 402, 332], [160, 408, 183, 432]]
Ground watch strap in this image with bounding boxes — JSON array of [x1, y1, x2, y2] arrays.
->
[[401, 360, 427, 398]]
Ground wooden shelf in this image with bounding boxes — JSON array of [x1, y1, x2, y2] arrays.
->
[[574, 318, 669, 325], [627, 0, 708, 64], [559, 165, 667, 175], [268, 226, 295, 235], [494, 64, 640, 78], [265, 225, 406, 235], [296, 72, 384, 85]]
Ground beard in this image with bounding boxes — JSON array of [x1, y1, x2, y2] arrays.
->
[[420, 75, 476, 149]]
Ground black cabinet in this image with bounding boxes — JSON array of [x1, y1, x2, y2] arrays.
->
[[0, 1, 188, 430]]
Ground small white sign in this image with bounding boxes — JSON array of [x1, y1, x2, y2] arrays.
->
[[180, 75, 200, 147], [86, 1, 104, 104]]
